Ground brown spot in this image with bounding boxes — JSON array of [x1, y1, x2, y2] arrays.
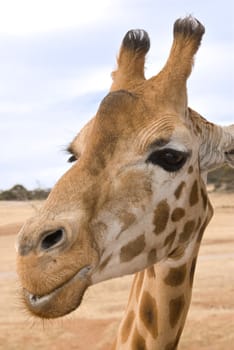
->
[[164, 230, 177, 250], [165, 327, 183, 350], [153, 200, 170, 235], [148, 249, 157, 266], [99, 254, 112, 271], [165, 342, 175, 350], [121, 310, 135, 343], [139, 291, 158, 339], [120, 234, 145, 262], [171, 208, 185, 222], [200, 187, 208, 210], [164, 264, 187, 286], [190, 257, 197, 287], [179, 220, 196, 243], [136, 271, 144, 302], [188, 165, 193, 174], [169, 295, 185, 328], [146, 266, 156, 279], [189, 180, 199, 206], [117, 212, 136, 238], [168, 246, 185, 260], [174, 181, 185, 199], [131, 327, 146, 350]]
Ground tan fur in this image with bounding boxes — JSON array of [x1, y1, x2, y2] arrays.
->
[[16, 16, 233, 349]]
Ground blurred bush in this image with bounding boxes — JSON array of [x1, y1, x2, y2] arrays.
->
[[0, 184, 50, 201]]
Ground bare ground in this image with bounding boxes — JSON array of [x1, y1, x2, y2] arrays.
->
[[0, 193, 233, 349]]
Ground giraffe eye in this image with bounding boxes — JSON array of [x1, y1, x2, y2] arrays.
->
[[146, 148, 188, 172], [67, 155, 77, 163]]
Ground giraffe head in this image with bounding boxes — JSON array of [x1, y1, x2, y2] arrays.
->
[[16, 17, 234, 319]]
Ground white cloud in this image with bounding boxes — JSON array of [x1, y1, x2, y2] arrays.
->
[[189, 93, 234, 125], [0, 0, 112, 35], [0, 102, 34, 114], [40, 66, 112, 108], [0, 0, 233, 190], [0, 62, 112, 115], [64, 67, 112, 97]]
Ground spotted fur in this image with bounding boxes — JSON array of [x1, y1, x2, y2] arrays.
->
[[15, 15, 233, 350]]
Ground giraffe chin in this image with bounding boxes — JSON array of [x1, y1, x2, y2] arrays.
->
[[21, 266, 92, 319]]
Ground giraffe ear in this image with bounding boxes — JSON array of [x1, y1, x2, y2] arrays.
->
[[199, 123, 234, 171]]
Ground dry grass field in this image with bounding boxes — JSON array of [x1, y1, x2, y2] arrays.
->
[[0, 193, 233, 349]]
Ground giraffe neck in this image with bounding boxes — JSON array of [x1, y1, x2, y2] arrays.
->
[[112, 202, 213, 350]]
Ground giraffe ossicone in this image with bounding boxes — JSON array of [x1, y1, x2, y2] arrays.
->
[[16, 16, 234, 349]]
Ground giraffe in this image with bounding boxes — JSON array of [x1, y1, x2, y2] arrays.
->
[[16, 16, 234, 349]]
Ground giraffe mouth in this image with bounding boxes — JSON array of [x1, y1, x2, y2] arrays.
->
[[21, 265, 93, 318]]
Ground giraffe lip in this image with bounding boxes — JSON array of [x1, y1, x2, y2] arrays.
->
[[22, 265, 93, 317], [27, 265, 93, 304]]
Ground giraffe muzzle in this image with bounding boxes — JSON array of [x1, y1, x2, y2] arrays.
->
[[21, 264, 93, 318]]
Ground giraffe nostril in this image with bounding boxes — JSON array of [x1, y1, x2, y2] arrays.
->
[[40, 229, 65, 251]]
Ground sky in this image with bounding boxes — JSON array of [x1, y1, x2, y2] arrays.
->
[[0, 0, 233, 190]]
